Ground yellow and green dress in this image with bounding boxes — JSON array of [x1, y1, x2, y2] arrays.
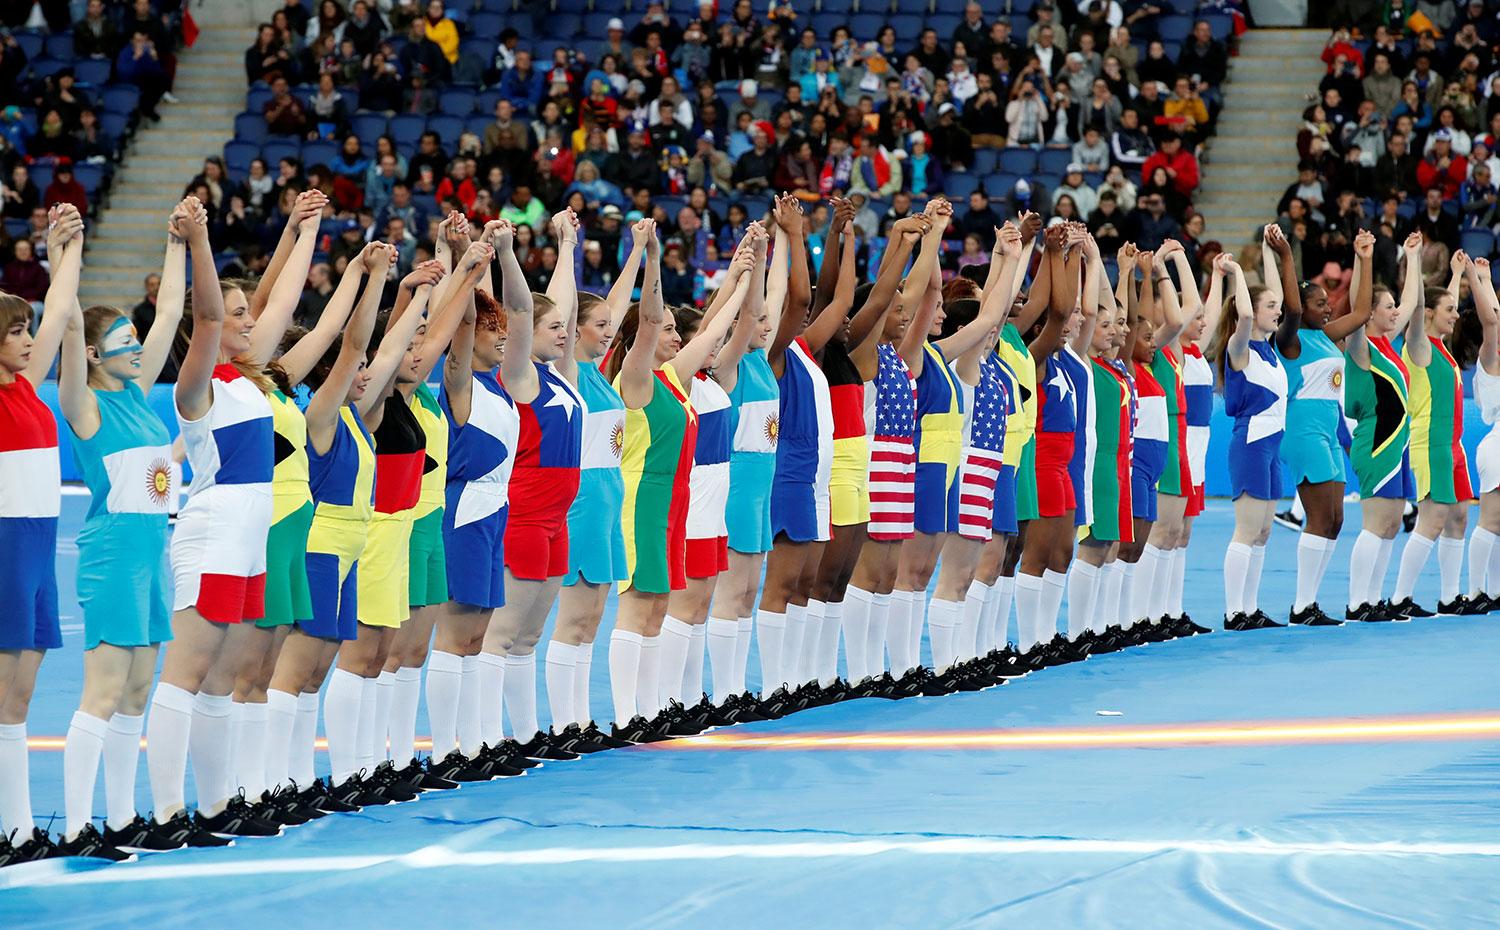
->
[[260, 389, 315, 628], [1345, 334, 1414, 500], [616, 365, 698, 593], [1405, 335, 1474, 504], [407, 382, 449, 606], [303, 404, 376, 640]]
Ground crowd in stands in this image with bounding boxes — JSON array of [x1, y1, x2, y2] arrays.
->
[[1291, 2, 1500, 303], [215, 0, 1247, 315], [0, 1, 186, 307]]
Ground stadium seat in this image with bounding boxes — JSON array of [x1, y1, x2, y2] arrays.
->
[[982, 174, 1014, 199], [820, 0, 858, 13], [99, 111, 129, 144], [1009, 0, 1038, 12], [389, 114, 427, 146], [927, 14, 960, 38], [971, 149, 998, 175], [302, 141, 339, 167], [1166, 0, 1197, 13], [945, 173, 979, 200], [1157, 16, 1193, 44], [1202, 13, 1233, 41], [546, 14, 583, 38], [30, 165, 52, 193], [932, 0, 968, 14], [889, 13, 922, 38], [13, 31, 42, 60], [557, 0, 591, 12], [234, 112, 268, 144], [44, 33, 73, 61], [465, 114, 493, 138], [428, 115, 465, 144], [351, 112, 389, 145], [812, 13, 845, 37], [224, 140, 258, 176], [73, 58, 111, 86], [261, 139, 301, 167], [73, 163, 104, 196], [999, 148, 1038, 174], [849, 13, 884, 40], [101, 84, 141, 115], [30, 58, 68, 81], [459, 37, 493, 64], [1462, 229, 1495, 258], [468, 11, 504, 39], [246, 86, 273, 111], [440, 88, 478, 115]]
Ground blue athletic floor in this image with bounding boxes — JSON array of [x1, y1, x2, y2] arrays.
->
[[4, 498, 1500, 927]]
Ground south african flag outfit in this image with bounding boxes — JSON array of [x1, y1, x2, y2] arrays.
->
[[1345, 334, 1414, 500]]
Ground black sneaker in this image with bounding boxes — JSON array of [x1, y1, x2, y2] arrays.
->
[[1437, 595, 1474, 616], [1389, 597, 1434, 619], [367, 762, 421, 802], [581, 721, 636, 748], [56, 823, 133, 862], [101, 814, 193, 852], [683, 693, 724, 725], [401, 758, 457, 791], [897, 666, 952, 697], [1273, 509, 1304, 531], [1224, 612, 1257, 631], [1246, 610, 1286, 629], [852, 672, 901, 699], [612, 714, 671, 744], [197, 795, 282, 837], [1288, 603, 1342, 626], [520, 732, 581, 761], [469, 749, 527, 780], [1345, 602, 1377, 623], [819, 678, 855, 703], [300, 779, 359, 813], [256, 787, 312, 826], [426, 750, 487, 783], [487, 739, 541, 769], [1460, 593, 1496, 615], [0, 828, 60, 866], [757, 685, 798, 718], [1180, 614, 1214, 635], [551, 723, 610, 754], [654, 700, 709, 737]]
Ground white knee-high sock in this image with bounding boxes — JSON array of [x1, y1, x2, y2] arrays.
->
[[957, 580, 986, 660], [226, 701, 243, 791], [1394, 533, 1436, 601], [1469, 527, 1496, 596], [1014, 572, 1044, 650], [926, 597, 961, 672], [980, 580, 1004, 651], [866, 592, 891, 675], [237, 700, 268, 798], [103, 713, 144, 831], [372, 670, 394, 765], [323, 668, 363, 786], [1118, 562, 1138, 625], [0, 723, 32, 836], [1487, 537, 1500, 599], [1096, 562, 1122, 629], [63, 711, 109, 839], [706, 618, 739, 703], [1167, 547, 1187, 619], [471, 653, 506, 750], [732, 618, 752, 694], [388, 666, 421, 764], [353, 676, 378, 774], [992, 576, 1016, 644], [291, 692, 319, 787], [780, 602, 807, 688], [1040, 569, 1067, 641], [1133, 546, 1162, 621], [189, 692, 233, 811], [684, 623, 707, 699], [503, 652, 539, 740], [755, 610, 786, 692], [1148, 544, 1173, 621], [841, 588, 872, 681], [545, 641, 578, 731], [886, 590, 916, 673], [264, 689, 297, 790], [1371, 535, 1396, 604], [1223, 542, 1251, 616], [458, 654, 483, 757], [909, 591, 926, 668], [608, 629, 643, 725], [425, 651, 462, 760], [1294, 533, 1328, 612], [1067, 562, 1100, 640], [658, 616, 694, 708], [1244, 544, 1266, 613], [636, 634, 662, 717], [817, 600, 843, 684], [1438, 536, 1464, 603], [574, 642, 594, 726], [1348, 530, 1383, 608], [800, 600, 827, 686]]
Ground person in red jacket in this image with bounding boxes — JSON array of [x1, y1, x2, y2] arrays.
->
[[1140, 134, 1200, 200], [43, 162, 90, 217], [1416, 128, 1467, 201]]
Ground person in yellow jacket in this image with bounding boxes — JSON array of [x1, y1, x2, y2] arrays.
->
[[423, 0, 459, 65]]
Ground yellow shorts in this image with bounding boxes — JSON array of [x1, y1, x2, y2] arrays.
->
[[830, 434, 871, 526], [356, 512, 415, 629]]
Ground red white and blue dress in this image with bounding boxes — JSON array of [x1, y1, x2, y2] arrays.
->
[[0, 375, 62, 649], [954, 352, 1011, 542], [504, 361, 584, 580], [866, 342, 917, 541], [171, 364, 276, 623], [770, 337, 833, 543], [686, 370, 733, 577], [1034, 352, 1081, 519]]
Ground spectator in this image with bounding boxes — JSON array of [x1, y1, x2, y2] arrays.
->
[[606, 126, 662, 194], [75, 0, 121, 60], [953, 2, 989, 58], [73, 108, 114, 164], [567, 160, 626, 211], [800, 51, 841, 101], [499, 49, 546, 114], [1460, 161, 1498, 228], [735, 79, 771, 122], [363, 154, 401, 214], [1417, 128, 1468, 199], [377, 182, 427, 234], [402, 71, 441, 116], [262, 76, 308, 136], [1111, 107, 1153, 168], [730, 126, 777, 192], [309, 72, 350, 140], [298, 263, 336, 326], [1006, 177, 1048, 221], [345, 1, 387, 57], [960, 190, 1002, 249], [1375, 133, 1421, 199], [1177, 20, 1228, 94], [358, 52, 403, 111], [674, 20, 712, 86], [1278, 159, 1329, 224], [1006, 78, 1049, 147], [1140, 133, 1199, 199], [43, 161, 89, 216], [687, 132, 733, 193], [1, 238, 48, 306], [245, 22, 291, 84], [421, 0, 460, 65], [31, 110, 78, 162], [904, 133, 945, 198], [384, 215, 418, 272], [3, 164, 38, 220], [407, 131, 447, 184], [848, 134, 902, 198], [1125, 191, 1181, 252], [398, 16, 451, 84], [1163, 76, 1210, 141], [1414, 186, 1460, 249], [1088, 189, 1127, 253], [116, 29, 171, 123], [1099, 163, 1138, 210], [129, 272, 174, 375], [1054, 163, 1099, 216], [500, 182, 546, 232]]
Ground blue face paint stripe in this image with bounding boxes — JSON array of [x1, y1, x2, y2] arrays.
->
[[100, 316, 142, 358]]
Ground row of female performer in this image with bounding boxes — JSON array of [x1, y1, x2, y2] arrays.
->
[[1, 189, 1488, 866]]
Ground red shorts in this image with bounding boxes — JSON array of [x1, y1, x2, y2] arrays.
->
[[505, 518, 570, 580], [1186, 482, 1205, 517], [1034, 431, 1076, 519], [685, 535, 729, 579]]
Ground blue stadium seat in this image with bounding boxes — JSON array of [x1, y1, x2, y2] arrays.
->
[[231, 111, 265, 143], [1009, 0, 1038, 12], [465, 114, 493, 138], [101, 84, 140, 114], [44, 34, 73, 60], [656, 195, 687, 219], [302, 141, 338, 167], [468, 11, 504, 39], [1038, 148, 1071, 176], [477, 88, 505, 115], [261, 139, 301, 167], [1035, 173, 1061, 193], [13, 32, 42, 60], [478, 0, 511, 13], [246, 86, 273, 111], [30, 165, 52, 193], [945, 173, 979, 200], [389, 114, 427, 146], [1166, 0, 1197, 12], [73, 163, 104, 196], [440, 88, 477, 115], [819, 0, 857, 12], [99, 112, 129, 144], [557, 0, 591, 11], [971, 149, 998, 174], [3, 219, 27, 240], [1462, 229, 1495, 258], [30, 58, 68, 81], [999, 148, 1038, 174], [224, 140, 259, 175], [427, 114, 464, 144], [1202, 13, 1233, 41], [546, 14, 583, 38], [849, 13, 884, 40], [73, 58, 111, 86], [1162, 40, 1182, 60], [812, 13, 845, 36], [351, 112, 388, 145], [1157, 15, 1192, 43], [983, 174, 1016, 199], [459, 37, 493, 64], [927, 14, 961, 38], [583, 12, 616, 37], [932, 0, 968, 14], [889, 14, 923, 39], [737, 194, 772, 219]]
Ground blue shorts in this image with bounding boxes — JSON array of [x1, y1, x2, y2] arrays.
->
[[770, 479, 827, 543], [1282, 425, 1344, 486], [302, 551, 359, 641], [1369, 448, 1416, 500], [914, 461, 960, 535], [725, 452, 775, 554], [443, 502, 508, 610], [1132, 471, 1159, 522], [0, 517, 61, 651], [565, 468, 628, 586], [1229, 433, 1283, 501], [992, 465, 1019, 535]]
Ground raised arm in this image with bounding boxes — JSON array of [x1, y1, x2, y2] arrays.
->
[[306, 242, 393, 453], [811, 197, 849, 316], [1225, 259, 1254, 372], [492, 219, 539, 401], [57, 296, 95, 438], [248, 190, 324, 366], [768, 195, 810, 368], [897, 203, 951, 374], [673, 257, 749, 381], [1067, 230, 1104, 357], [358, 283, 433, 425], [1167, 245, 1201, 343], [804, 220, 859, 354], [278, 251, 368, 385], [763, 222, 791, 346], [1447, 247, 1467, 309], [1399, 231, 1430, 368], [1264, 224, 1302, 357], [1028, 226, 1072, 362], [1327, 229, 1377, 343], [951, 223, 1025, 374], [1014, 229, 1055, 336], [250, 189, 327, 320], [1194, 252, 1230, 351], [1152, 240, 1188, 349], [547, 208, 582, 384], [861, 213, 925, 349], [712, 244, 762, 391], [1471, 256, 1500, 376], [605, 219, 652, 334], [139, 205, 190, 392], [22, 205, 84, 387], [411, 243, 491, 390], [173, 198, 224, 421], [442, 290, 479, 423], [619, 230, 666, 409]]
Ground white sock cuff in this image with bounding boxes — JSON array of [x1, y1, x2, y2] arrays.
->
[[239, 701, 268, 722], [70, 710, 110, 738], [1041, 568, 1068, 587], [296, 692, 319, 712], [502, 651, 535, 670], [823, 600, 844, 619], [1439, 536, 1464, 553], [966, 579, 990, 599], [152, 682, 196, 713], [547, 641, 580, 663], [611, 628, 644, 645], [191, 691, 232, 717], [756, 610, 787, 629], [477, 651, 507, 670], [107, 712, 144, 735], [927, 598, 961, 626], [395, 666, 422, 683], [0, 722, 23, 741], [707, 617, 738, 634], [845, 585, 874, 606], [376, 669, 397, 685], [1015, 572, 1043, 591], [459, 654, 479, 673], [429, 650, 463, 673], [329, 667, 362, 687], [871, 591, 892, 607], [661, 615, 694, 638], [1071, 561, 1099, 580], [267, 690, 298, 714]]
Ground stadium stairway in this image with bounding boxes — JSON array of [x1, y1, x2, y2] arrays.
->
[[78, 7, 259, 309], [1195, 28, 1328, 251]]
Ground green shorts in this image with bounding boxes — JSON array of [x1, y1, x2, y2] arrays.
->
[[1016, 438, 1040, 523], [408, 508, 448, 607], [260, 501, 314, 628]]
